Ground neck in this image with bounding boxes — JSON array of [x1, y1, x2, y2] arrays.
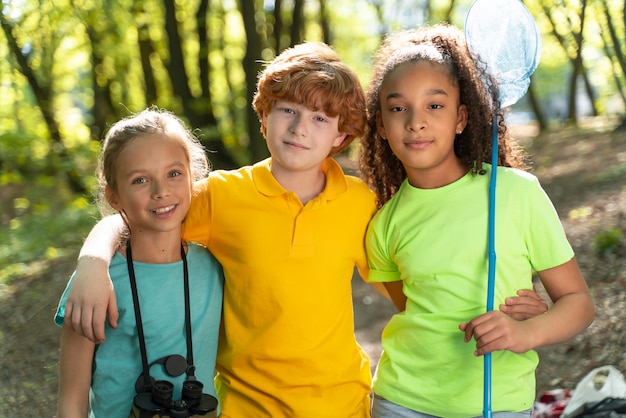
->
[[406, 159, 469, 189], [271, 164, 326, 205], [125, 231, 183, 263]]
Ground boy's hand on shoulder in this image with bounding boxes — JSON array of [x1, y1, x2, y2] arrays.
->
[[459, 311, 535, 356], [499, 288, 548, 320], [65, 257, 119, 344]]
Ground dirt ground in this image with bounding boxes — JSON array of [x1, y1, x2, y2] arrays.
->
[[1, 122, 626, 417]]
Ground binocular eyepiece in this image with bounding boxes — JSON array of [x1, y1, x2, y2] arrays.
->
[[130, 379, 217, 418]]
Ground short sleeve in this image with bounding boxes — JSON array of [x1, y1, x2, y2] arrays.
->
[[365, 212, 401, 283], [182, 176, 213, 247], [54, 274, 75, 327], [524, 178, 574, 271]]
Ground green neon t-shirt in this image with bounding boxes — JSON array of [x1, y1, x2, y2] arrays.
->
[[366, 165, 573, 417]]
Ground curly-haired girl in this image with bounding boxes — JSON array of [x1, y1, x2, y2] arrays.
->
[[359, 24, 594, 417]]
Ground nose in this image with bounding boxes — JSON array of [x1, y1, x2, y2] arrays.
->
[[289, 114, 307, 136], [407, 109, 427, 131], [151, 179, 170, 199]]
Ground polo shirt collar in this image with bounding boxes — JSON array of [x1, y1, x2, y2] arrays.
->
[[252, 157, 348, 200]]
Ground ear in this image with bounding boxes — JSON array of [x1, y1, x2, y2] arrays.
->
[[105, 186, 122, 212], [456, 104, 468, 134], [376, 111, 387, 140], [333, 133, 348, 147], [260, 111, 268, 138]]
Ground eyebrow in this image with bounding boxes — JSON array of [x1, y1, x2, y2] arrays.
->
[[384, 88, 449, 100], [123, 161, 187, 177]]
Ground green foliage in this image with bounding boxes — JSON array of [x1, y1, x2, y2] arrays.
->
[[0, 132, 51, 179], [0, 0, 624, 283], [593, 227, 624, 256], [0, 130, 99, 190], [0, 181, 99, 285]]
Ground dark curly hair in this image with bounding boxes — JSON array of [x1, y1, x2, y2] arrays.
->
[[253, 42, 366, 156], [359, 23, 527, 208]]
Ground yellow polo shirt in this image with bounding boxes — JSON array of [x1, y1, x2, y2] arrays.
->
[[183, 157, 376, 418]]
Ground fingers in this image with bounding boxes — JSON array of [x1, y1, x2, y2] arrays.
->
[[64, 301, 97, 344], [459, 322, 471, 341], [460, 311, 531, 356], [63, 299, 75, 329], [500, 289, 548, 320], [459, 313, 490, 343], [91, 305, 107, 344], [63, 301, 79, 336], [64, 295, 109, 344], [517, 288, 546, 303], [82, 306, 101, 344], [91, 288, 119, 343], [107, 291, 119, 329]]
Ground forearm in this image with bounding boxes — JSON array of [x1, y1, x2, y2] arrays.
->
[[358, 262, 406, 310], [529, 257, 595, 348], [78, 214, 125, 261], [526, 291, 594, 348], [57, 326, 93, 417], [67, 215, 123, 341], [383, 281, 406, 312], [56, 400, 89, 418]]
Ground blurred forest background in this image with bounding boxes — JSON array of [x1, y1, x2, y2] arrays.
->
[[1, 0, 626, 415], [1, 0, 625, 278]]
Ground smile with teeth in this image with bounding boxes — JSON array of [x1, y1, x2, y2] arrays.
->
[[152, 204, 175, 214]]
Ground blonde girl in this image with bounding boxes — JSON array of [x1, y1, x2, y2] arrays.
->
[[55, 108, 223, 417]]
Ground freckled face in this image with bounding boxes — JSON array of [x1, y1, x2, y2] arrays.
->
[[377, 61, 468, 188]]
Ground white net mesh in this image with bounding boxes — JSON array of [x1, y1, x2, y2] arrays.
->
[[464, 0, 542, 107]]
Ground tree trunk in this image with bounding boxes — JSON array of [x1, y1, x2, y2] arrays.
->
[[273, 0, 283, 52], [290, 0, 304, 47], [540, 0, 588, 125], [85, 22, 115, 141], [134, 2, 158, 106], [0, 13, 87, 194], [527, 82, 547, 132], [195, 0, 218, 127], [162, 0, 196, 123], [238, 0, 269, 163], [319, 0, 331, 45], [581, 68, 598, 117], [599, 0, 626, 77]]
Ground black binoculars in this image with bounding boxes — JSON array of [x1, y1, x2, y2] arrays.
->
[[129, 379, 217, 418]]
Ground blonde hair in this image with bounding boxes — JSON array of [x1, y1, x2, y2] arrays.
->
[[253, 42, 366, 156], [96, 106, 209, 217]]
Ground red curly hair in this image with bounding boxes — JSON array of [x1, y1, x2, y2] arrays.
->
[[253, 42, 366, 156]]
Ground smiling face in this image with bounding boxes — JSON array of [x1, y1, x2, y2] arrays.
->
[[377, 61, 468, 189], [262, 100, 347, 178], [105, 134, 193, 238]]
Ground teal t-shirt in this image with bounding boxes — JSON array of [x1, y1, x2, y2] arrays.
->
[[55, 243, 223, 418], [366, 165, 574, 417]]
